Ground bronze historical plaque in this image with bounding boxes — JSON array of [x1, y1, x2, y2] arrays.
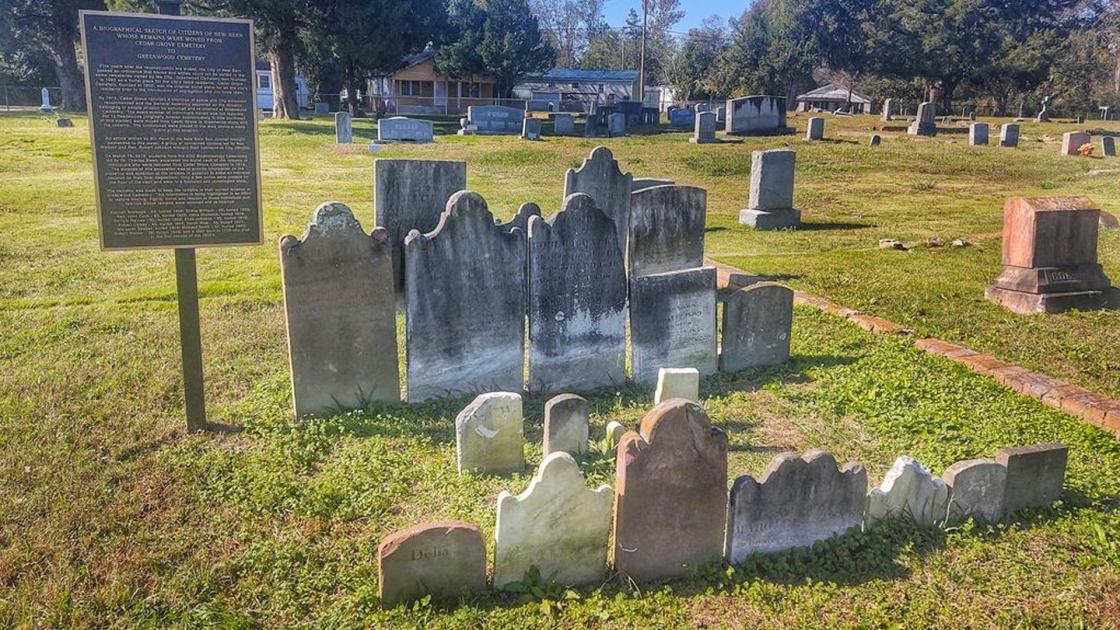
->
[[80, 11, 262, 250]]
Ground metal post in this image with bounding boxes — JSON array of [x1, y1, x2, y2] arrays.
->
[[638, 0, 647, 103]]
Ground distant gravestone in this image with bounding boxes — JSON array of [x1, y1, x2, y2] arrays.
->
[[719, 282, 793, 373], [805, 116, 825, 141], [378, 521, 487, 607], [1101, 136, 1116, 157], [716, 106, 727, 124], [56, 118, 74, 128], [614, 400, 728, 582], [725, 95, 787, 135], [908, 101, 936, 136], [969, 122, 989, 146], [553, 113, 575, 135], [564, 147, 633, 264], [869, 134, 882, 147], [996, 443, 1067, 517], [461, 105, 523, 135], [653, 367, 699, 404], [606, 421, 626, 447], [455, 392, 525, 475], [629, 266, 718, 384], [521, 118, 542, 140], [528, 193, 626, 394], [866, 456, 949, 527], [740, 149, 800, 230], [690, 111, 718, 144], [607, 112, 626, 137], [943, 458, 1007, 523], [726, 450, 866, 562], [669, 107, 695, 127], [1061, 131, 1091, 156], [999, 123, 1020, 148], [543, 393, 589, 456], [494, 452, 612, 589], [374, 159, 466, 291], [335, 111, 352, 143], [584, 117, 598, 137], [279, 202, 400, 417], [40, 87, 53, 112], [497, 202, 541, 234], [378, 116, 434, 143], [628, 185, 707, 277], [880, 98, 893, 121], [314, 102, 329, 115], [404, 192, 526, 402]]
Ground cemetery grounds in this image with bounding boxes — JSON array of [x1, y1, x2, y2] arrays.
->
[[1, 111, 1119, 627]]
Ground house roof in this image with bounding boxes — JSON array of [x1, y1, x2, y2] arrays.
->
[[399, 46, 436, 70], [521, 68, 639, 83], [797, 83, 871, 104]]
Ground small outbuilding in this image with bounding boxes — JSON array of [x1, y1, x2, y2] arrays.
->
[[795, 83, 871, 114]]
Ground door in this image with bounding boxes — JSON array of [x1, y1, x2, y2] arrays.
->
[[434, 81, 448, 109]]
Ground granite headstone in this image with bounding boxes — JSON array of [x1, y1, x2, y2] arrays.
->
[[629, 266, 718, 384], [719, 282, 793, 373], [564, 147, 633, 264], [996, 443, 1067, 516], [628, 184, 707, 277]]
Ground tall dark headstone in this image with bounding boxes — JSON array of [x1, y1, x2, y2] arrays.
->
[[528, 193, 627, 394], [628, 185, 707, 277], [280, 202, 400, 417], [375, 159, 466, 290], [719, 282, 793, 372], [404, 191, 526, 402], [564, 147, 633, 267], [629, 267, 718, 384]]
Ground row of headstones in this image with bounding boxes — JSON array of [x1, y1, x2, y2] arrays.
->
[[280, 147, 795, 416], [334, 112, 436, 144], [377, 397, 1069, 607], [1060, 131, 1118, 157], [453, 105, 626, 139]]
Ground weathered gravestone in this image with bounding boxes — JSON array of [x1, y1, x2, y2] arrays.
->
[[969, 122, 989, 146], [996, 443, 1068, 517], [866, 456, 949, 527], [279, 202, 400, 417], [805, 116, 825, 141], [521, 118, 542, 140], [314, 101, 330, 115], [378, 116, 434, 143], [543, 393, 589, 456], [614, 400, 728, 582], [404, 192, 526, 401], [908, 101, 936, 136], [1061, 131, 1091, 156], [498, 202, 542, 234], [880, 98, 893, 121], [456, 392, 525, 475], [564, 147, 633, 264], [1101, 136, 1116, 157], [553, 113, 575, 136], [374, 159, 466, 291], [40, 87, 53, 112], [869, 134, 882, 147], [943, 458, 1006, 523], [725, 450, 866, 562], [378, 521, 487, 607], [606, 420, 626, 447], [726, 95, 788, 135], [528, 194, 626, 394], [654, 367, 699, 404], [628, 185, 707, 277], [335, 111, 352, 143], [740, 149, 800, 230], [669, 107, 695, 127], [716, 106, 727, 125], [584, 117, 598, 137], [56, 118, 74, 128], [630, 266, 718, 384], [607, 112, 626, 137], [690, 111, 718, 144], [999, 123, 1020, 148], [719, 282, 793, 373], [985, 196, 1115, 314], [494, 452, 612, 588], [460, 105, 523, 135]]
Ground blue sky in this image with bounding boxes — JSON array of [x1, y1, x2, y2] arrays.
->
[[602, 0, 746, 33]]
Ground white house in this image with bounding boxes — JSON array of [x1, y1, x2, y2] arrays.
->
[[255, 60, 310, 111], [795, 83, 871, 113], [513, 68, 640, 111]]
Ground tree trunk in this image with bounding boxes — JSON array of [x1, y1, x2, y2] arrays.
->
[[51, 17, 84, 112], [268, 36, 300, 120], [345, 62, 360, 116]]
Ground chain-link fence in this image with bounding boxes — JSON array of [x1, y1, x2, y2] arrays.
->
[[1, 86, 65, 112]]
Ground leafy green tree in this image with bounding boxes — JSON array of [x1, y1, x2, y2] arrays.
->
[[668, 17, 730, 100], [436, 0, 555, 97]]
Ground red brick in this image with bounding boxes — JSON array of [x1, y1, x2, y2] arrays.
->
[[1015, 372, 1070, 399], [990, 365, 1030, 386], [1061, 393, 1109, 426], [1104, 409, 1120, 433], [1042, 384, 1084, 408]]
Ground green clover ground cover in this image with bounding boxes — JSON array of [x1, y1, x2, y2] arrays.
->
[[1, 112, 1118, 627]]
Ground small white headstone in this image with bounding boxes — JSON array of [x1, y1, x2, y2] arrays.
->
[[653, 367, 699, 404], [544, 393, 589, 457], [455, 392, 525, 475], [606, 421, 626, 448], [866, 456, 949, 527]]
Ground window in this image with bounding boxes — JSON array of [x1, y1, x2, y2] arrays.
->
[[459, 82, 481, 98], [598, 83, 605, 93], [398, 80, 427, 97], [258, 73, 271, 90]]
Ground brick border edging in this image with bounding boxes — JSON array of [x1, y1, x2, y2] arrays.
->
[[709, 260, 1120, 437]]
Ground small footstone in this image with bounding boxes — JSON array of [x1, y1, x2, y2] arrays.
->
[[653, 367, 699, 404], [378, 521, 487, 607], [456, 392, 525, 475], [996, 443, 1067, 517], [605, 421, 626, 447], [544, 393, 589, 457], [943, 458, 1007, 523], [493, 452, 612, 588], [866, 456, 949, 527]]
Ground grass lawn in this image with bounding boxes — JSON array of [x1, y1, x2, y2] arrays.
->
[[1, 111, 1119, 627]]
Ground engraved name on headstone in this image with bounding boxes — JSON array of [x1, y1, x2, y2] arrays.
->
[[378, 116, 434, 143], [378, 521, 487, 607]]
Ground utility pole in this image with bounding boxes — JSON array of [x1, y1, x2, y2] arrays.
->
[[638, 0, 648, 103]]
